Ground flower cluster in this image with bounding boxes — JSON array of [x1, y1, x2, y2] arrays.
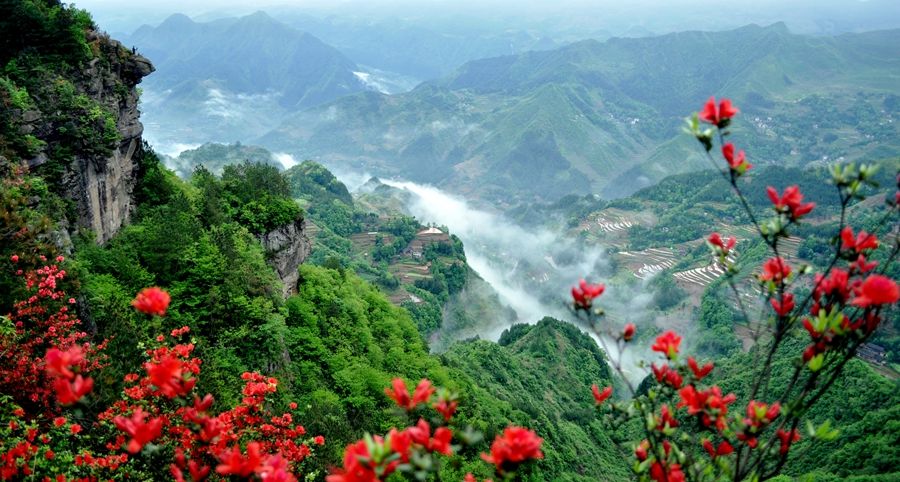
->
[[329, 378, 542, 481], [582, 96, 899, 482], [1, 275, 323, 480]]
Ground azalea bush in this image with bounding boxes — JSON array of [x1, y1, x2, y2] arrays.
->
[[574, 97, 899, 482], [0, 265, 325, 481]]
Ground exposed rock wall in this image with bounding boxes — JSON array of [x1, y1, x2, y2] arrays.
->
[[63, 33, 153, 244], [258, 217, 312, 297]]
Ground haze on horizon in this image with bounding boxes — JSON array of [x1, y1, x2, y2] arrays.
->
[[80, 0, 900, 38]]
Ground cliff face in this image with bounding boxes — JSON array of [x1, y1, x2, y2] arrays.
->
[[22, 32, 154, 244], [259, 217, 312, 297], [66, 33, 153, 243]]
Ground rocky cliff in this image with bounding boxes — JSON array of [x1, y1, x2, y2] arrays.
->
[[259, 217, 312, 297], [22, 31, 153, 244], [69, 33, 153, 243]]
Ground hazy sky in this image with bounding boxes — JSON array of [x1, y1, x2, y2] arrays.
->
[[77, 0, 900, 35]]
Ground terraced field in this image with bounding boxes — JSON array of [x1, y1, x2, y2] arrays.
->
[[617, 247, 678, 280]]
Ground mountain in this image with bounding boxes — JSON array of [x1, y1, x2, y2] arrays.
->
[[122, 12, 368, 151], [275, 12, 562, 80], [258, 24, 900, 204]]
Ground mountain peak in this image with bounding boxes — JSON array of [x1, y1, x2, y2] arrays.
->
[[158, 13, 195, 30]]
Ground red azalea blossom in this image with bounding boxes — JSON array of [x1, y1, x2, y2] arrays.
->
[[112, 408, 163, 453], [687, 357, 714, 380], [651, 363, 683, 389], [44, 346, 84, 379], [851, 275, 899, 307], [840, 227, 878, 253], [703, 439, 734, 458], [53, 374, 94, 405], [651, 331, 682, 359], [622, 323, 636, 341], [771, 293, 795, 316], [766, 185, 815, 220], [760, 257, 792, 284], [592, 384, 612, 404], [385, 378, 413, 409], [708, 232, 736, 253], [481, 426, 544, 472], [722, 142, 752, 173], [776, 428, 801, 455], [145, 354, 196, 398], [650, 461, 685, 482], [412, 379, 435, 406], [571, 279, 605, 309], [699, 96, 739, 127], [655, 404, 679, 431], [433, 396, 459, 422], [327, 437, 387, 482], [216, 442, 265, 477], [678, 385, 736, 430], [132, 287, 171, 316]]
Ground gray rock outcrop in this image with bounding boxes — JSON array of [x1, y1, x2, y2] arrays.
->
[[258, 217, 311, 297]]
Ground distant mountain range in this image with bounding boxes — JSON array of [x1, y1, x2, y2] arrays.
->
[[123, 12, 371, 151], [257, 23, 900, 203]]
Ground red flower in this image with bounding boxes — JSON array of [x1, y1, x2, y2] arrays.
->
[[651, 363, 683, 389], [722, 143, 752, 173], [327, 438, 385, 482], [622, 323, 636, 341], [146, 355, 195, 398], [430, 427, 454, 456], [53, 374, 93, 405], [412, 379, 435, 406], [776, 428, 801, 455], [651, 331, 682, 359], [703, 439, 734, 458], [571, 279, 605, 309], [634, 440, 649, 461], [655, 404, 679, 431], [687, 357, 713, 381], [699, 97, 739, 127], [112, 408, 163, 453], [10, 254, 18, 263], [766, 185, 815, 220], [45, 346, 84, 379], [592, 385, 612, 404], [744, 400, 780, 433], [481, 426, 544, 472], [70, 424, 82, 435], [132, 287, 171, 316], [707, 232, 736, 253], [433, 395, 459, 421], [841, 227, 878, 253], [216, 442, 265, 477], [851, 275, 899, 307], [385, 378, 413, 409], [650, 461, 685, 482], [389, 428, 412, 462], [678, 385, 736, 430], [770, 293, 795, 316], [760, 257, 792, 284], [314, 435, 325, 446]]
